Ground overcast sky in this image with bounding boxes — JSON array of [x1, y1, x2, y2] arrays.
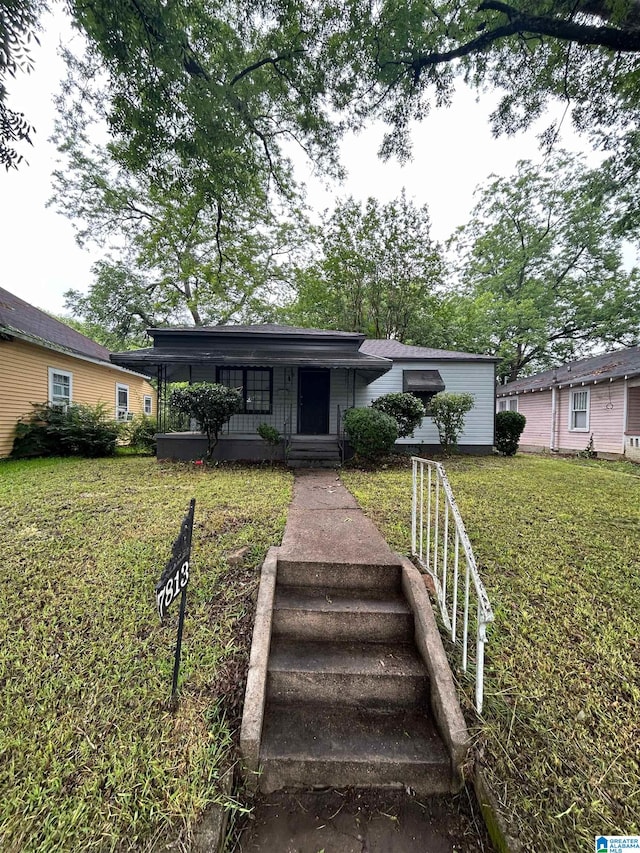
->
[[1, 8, 596, 317]]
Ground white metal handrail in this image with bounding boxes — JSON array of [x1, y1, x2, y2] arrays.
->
[[411, 457, 494, 714]]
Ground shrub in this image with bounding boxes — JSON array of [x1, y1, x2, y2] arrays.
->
[[343, 407, 398, 458], [429, 392, 475, 455], [170, 383, 243, 460], [495, 410, 527, 456], [11, 403, 120, 459], [126, 415, 157, 454], [371, 392, 426, 438], [256, 423, 281, 445]]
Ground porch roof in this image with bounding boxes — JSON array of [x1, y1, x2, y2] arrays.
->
[[110, 345, 392, 382]]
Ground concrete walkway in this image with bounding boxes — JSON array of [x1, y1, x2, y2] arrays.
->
[[236, 469, 492, 853]]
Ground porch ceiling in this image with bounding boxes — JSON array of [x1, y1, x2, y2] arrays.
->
[[110, 346, 392, 383]]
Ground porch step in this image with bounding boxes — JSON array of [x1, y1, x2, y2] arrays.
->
[[276, 559, 402, 591], [259, 702, 452, 795], [272, 585, 414, 643], [267, 638, 429, 707], [287, 439, 341, 467]]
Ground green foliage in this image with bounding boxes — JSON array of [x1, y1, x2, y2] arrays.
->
[[257, 423, 281, 445], [342, 456, 640, 851], [170, 383, 243, 460], [428, 392, 474, 454], [449, 155, 640, 381], [0, 456, 292, 851], [0, 0, 44, 169], [371, 392, 426, 438], [285, 191, 443, 340], [495, 410, 526, 456], [11, 403, 120, 459], [125, 414, 157, 454], [343, 407, 398, 458]]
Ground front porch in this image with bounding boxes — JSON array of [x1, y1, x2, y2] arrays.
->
[[110, 325, 391, 463], [156, 431, 344, 466]]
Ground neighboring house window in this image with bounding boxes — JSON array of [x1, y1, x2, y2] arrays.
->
[[143, 395, 152, 416], [116, 383, 130, 421], [497, 398, 518, 412], [48, 368, 72, 408], [569, 389, 589, 431], [217, 367, 272, 414]]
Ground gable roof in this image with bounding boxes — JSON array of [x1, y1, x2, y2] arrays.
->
[[0, 286, 111, 363], [361, 339, 498, 362], [497, 346, 640, 396]]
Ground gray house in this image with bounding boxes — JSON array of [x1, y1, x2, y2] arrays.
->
[[111, 325, 497, 463]]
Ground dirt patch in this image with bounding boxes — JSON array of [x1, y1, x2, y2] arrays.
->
[[230, 786, 493, 852]]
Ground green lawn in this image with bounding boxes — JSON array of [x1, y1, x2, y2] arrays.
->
[[342, 454, 640, 852], [0, 457, 292, 852]]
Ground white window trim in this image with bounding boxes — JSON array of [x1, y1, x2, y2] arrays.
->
[[569, 387, 590, 432], [497, 397, 518, 413], [143, 394, 152, 416], [48, 367, 73, 408], [116, 383, 130, 421]]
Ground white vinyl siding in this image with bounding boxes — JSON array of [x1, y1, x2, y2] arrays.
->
[[356, 360, 495, 446], [569, 388, 589, 431], [48, 367, 72, 407]]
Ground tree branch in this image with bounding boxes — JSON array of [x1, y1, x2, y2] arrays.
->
[[411, 0, 640, 80]]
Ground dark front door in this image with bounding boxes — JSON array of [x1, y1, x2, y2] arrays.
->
[[298, 368, 330, 434]]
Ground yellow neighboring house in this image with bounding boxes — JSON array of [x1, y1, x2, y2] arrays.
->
[[0, 286, 156, 458]]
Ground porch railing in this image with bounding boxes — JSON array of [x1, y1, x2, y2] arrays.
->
[[411, 457, 494, 714], [336, 404, 345, 463]]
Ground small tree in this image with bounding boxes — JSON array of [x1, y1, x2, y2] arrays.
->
[[343, 407, 398, 459], [371, 392, 426, 438], [495, 410, 527, 456], [429, 392, 475, 455], [170, 383, 243, 461]]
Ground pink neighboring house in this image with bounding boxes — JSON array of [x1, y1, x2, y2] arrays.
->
[[496, 346, 640, 461]]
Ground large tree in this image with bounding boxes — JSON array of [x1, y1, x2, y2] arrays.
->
[[288, 191, 443, 340], [0, 0, 44, 169], [54, 146, 300, 348], [449, 154, 640, 381]]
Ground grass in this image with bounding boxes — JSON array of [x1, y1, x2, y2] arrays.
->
[[342, 454, 640, 851], [0, 456, 292, 852]]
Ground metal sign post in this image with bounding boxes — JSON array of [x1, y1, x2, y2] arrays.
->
[[155, 498, 195, 704]]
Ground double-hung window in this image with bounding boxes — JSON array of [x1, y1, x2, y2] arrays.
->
[[48, 368, 72, 408], [217, 367, 272, 414], [498, 398, 518, 412], [569, 389, 589, 431], [143, 395, 152, 416]]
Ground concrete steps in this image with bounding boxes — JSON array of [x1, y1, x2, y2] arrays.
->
[[286, 438, 341, 467], [259, 702, 451, 794], [251, 553, 456, 795], [268, 638, 429, 707]]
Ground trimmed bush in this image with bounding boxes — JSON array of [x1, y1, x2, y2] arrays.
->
[[343, 407, 398, 458], [371, 392, 426, 438], [429, 391, 475, 454], [11, 403, 120, 459], [170, 383, 243, 460], [495, 410, 527, 456]]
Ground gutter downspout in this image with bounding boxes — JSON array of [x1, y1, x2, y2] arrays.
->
[[550, 387, 558, 452]]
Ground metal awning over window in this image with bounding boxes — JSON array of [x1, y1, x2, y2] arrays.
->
[[403, 370, 445, 396]]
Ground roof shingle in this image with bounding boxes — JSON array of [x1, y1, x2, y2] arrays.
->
[[0, 286, 111, 362]]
